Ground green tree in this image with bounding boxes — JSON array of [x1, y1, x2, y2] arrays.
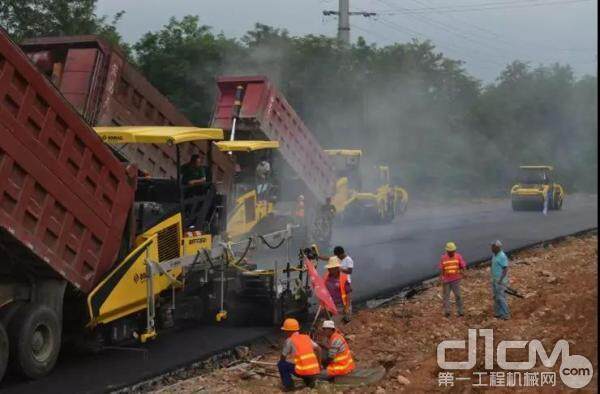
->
[[134, 16, 244, 124], [0, 0, 128, 52]]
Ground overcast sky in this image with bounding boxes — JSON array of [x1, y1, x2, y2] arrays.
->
[[96, 0, 597, 82]]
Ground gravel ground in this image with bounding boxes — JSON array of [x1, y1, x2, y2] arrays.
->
[[151, 233, 598, 393]]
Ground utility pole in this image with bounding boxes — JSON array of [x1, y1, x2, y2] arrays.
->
[[338, 0, 350, 45], [323, 1, 376, 45]]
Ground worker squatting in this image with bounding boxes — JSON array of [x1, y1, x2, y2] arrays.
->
[[276, 239, 513, 390]]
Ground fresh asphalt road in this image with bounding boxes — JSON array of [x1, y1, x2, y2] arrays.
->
[[2, 194, 596, 393], [336, 193, 598, 300]]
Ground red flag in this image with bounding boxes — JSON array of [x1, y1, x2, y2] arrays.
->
[[304, 258, 338, 315]]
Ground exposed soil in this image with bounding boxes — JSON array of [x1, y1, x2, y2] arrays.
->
[[151, 233, 598, 393]]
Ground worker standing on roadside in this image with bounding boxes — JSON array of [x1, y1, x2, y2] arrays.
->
[[333, 246, 354, 282], [439, 242, 466, 317], [323, 257, 352, 325], [318, 246, 354, 281], [318, 320, 355, 379], [491, 240, 510, 320], [278, 318, 320, 391]]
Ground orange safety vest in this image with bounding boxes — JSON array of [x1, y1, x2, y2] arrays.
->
[[327, 331, 356, 376], [289, 332, 320, 376], [323, 272, 350, 307], [441, 255, 461, 276]]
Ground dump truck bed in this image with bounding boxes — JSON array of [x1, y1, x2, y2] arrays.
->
[[20, 35, 234, 194], [211, 76, 336, 202], [0, 29, 136, 293]]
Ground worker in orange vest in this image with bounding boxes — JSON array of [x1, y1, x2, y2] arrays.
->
[[277, 318, 321, 391], [323, 257, 352, 326], [318, 320, 356, 379], [439, 242, 467, 317]]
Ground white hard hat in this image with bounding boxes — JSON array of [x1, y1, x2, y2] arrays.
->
[[322, 320, 335, 329], [491, 240, 503, 247]]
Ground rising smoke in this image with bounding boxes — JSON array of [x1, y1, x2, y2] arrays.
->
[[204, 24, 598, 198]]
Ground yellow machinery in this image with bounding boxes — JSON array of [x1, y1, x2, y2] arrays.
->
[[214, 140, 290, 240], [89, 126, 226, 341], [325, 149, 409, 223], [511, 165, 565, 211], [87, 128, 310, 344]]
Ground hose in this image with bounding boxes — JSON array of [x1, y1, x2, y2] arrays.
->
[[258, 234, 286, 249], [223, 238, 274, 275], [229, 238, 253, 266]]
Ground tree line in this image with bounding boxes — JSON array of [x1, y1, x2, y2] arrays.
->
[[1, 1, 596, 195]]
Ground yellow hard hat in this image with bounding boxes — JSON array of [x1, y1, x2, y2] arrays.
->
[[325, 256, 341, 269], [445, 242, 457, 252], [281, 318, 300, 331]]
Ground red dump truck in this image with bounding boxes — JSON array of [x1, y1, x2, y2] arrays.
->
[[0, 28, 252, 382], [212, 75, 336, 203], [212, 76, 408, 233], [20, 35, 234, 194], [211, 76, 339, 244], [0, 30, 310, 383], [0, 28, 137, 380]]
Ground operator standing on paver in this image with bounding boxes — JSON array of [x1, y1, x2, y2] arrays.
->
[[278, 318, 320, 391], [255, 156, 271, 198], [323, 257, 352, 326], [439, 242, 467, 317], [491, 240, 510, 320], [255, 156, 271, 181]]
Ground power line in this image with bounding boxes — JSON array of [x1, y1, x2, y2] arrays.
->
[[374, 16, 507, 69], [374, 0, 592, 14], [375, 0, 522, 63], [403, 0, 558, 62], [414, 0, 596, 54]]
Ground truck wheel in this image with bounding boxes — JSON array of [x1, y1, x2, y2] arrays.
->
[[0, 322, 8, 381], [8, 303, 61, 379]]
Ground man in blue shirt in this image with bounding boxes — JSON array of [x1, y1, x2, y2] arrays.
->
[[491, 240, 510, 320]]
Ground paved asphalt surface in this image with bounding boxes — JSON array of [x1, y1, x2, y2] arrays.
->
[[2, 194, 596, 393], [335, 193, 597, 300]]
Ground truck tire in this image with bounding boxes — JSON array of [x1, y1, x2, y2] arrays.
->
[[8, 303, 61, 379], [0, 322, 8, 382]]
